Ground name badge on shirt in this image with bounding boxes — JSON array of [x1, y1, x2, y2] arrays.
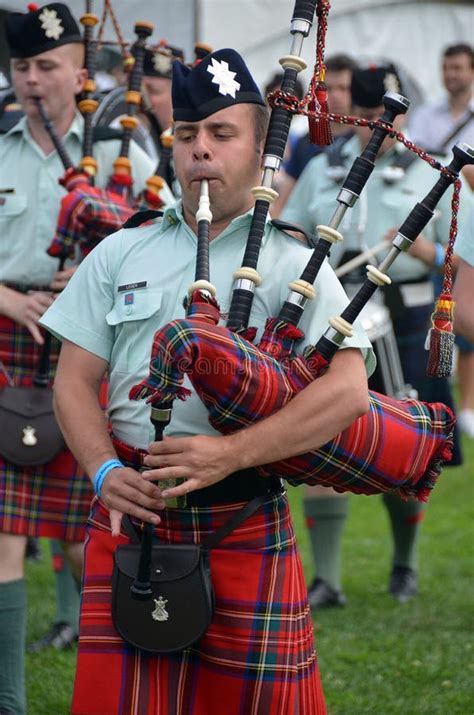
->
[[118, 281, 148, 306], [118, 281, 148, 292], [0, 188, 15, 206]]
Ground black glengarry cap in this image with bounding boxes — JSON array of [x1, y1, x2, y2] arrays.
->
[[351, 63, 404, 108], [172, 48, 265, 122], [6, 3, 82, 59], [143, 42, 184, 80]]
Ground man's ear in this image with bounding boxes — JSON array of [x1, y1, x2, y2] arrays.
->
[[75, 67, 88, 95]]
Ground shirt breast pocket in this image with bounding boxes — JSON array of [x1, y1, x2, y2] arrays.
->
[[0, 193, 27, 218], [106, 289, 163, 373]]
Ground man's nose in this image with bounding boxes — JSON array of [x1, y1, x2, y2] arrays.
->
[[192, 134, 212, 161], [24, 65, 39, 83]]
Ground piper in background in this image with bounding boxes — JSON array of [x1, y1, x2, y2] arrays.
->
[[0, 4, 153, 713]]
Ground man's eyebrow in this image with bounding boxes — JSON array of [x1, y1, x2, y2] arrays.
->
[[174, 121, 239, 133], [174, 124, 198, 133], [12, 58, 58, 67], [207, 122, 238, 131]]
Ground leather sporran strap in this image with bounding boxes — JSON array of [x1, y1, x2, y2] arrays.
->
[[202, 493, 271, 550], [122, 491, 273, 549]]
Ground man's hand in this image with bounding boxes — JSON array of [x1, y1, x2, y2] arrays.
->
[[383, 227, 398, 244], [101, 466, 166, 537], [142, 435, 240, 501], [50, 266, 77, 292], [383, 226, 435, 265], [3, 290, 54, 344]]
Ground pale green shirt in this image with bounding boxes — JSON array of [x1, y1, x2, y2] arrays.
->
[[455, 204, 474, 267], [42, 203, 375, 449], [282, 135, 473, 283], [0, 112, 157, 285]]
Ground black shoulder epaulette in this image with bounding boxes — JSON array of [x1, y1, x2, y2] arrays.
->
[[92, 126, 123, 142], [270, 218, 317, 248], [0, 110, 24, 134], [123, 210, 164, 229]]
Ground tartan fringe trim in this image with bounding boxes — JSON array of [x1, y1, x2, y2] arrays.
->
[[398, 424, 455, 503], [128, 383, 191, 403]]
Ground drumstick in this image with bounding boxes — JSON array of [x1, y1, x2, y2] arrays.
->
[[335, 240, 389, 278]]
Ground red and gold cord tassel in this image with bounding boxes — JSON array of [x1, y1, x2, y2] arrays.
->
[[426, 293, 455, 378], [308, 67, 332, 146], [427, 178, 461, 378]]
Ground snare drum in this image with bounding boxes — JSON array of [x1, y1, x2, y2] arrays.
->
[[359, 299, 416, 399]]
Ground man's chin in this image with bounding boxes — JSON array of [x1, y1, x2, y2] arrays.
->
[[24, 105, 42, 121]]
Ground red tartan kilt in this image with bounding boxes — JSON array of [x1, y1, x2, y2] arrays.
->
[[0, 448, 93, 542], [72, 497, 326, 715], [0, 315, 59, 386], [0, 315, 105, 541]]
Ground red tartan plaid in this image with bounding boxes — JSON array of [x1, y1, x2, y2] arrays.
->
[[0, 316, 101, 541], [133, 188, 165, 212], [0, 315, 59, 386], [48, 186, 134, 260], [72, 497, 326, 715], [260, 392, 454, 501], [130, 302, 454, 502], [106, 173, 133, 203], [0, 448, 93, 541]]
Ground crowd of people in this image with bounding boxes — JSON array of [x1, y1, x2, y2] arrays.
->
[[0, 3, 472, 714]]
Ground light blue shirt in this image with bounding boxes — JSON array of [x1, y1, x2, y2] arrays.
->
[[408, 97, 474, 152], [282, 135, 473, 283], [0, 112, 156, 285], [42, 203, 375, 449]]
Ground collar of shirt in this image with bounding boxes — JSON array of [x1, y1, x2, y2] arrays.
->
[[160, 200, 273, 248], [5, 110, 84, 145]]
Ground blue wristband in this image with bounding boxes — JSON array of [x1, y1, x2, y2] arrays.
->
[[93, 459, 124, 496], [434, 243, 444, 268]]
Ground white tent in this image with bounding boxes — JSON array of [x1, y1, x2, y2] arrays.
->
[[1, 0, 473, 104], [198, 0, 473, 105]]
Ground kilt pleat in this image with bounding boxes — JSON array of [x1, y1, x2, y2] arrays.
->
[[0, 316, 94, 542], [72, 496, 326, 714], [0, 449, 93, 542]]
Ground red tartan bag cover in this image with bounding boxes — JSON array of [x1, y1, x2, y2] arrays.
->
[[130, 294, 454, 503], [48, 184, 134, 261]]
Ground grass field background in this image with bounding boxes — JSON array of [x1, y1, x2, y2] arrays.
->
[[25, 436, 473, 714]]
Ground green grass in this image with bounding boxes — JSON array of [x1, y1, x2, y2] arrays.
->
[[25, 437, 474, 714]]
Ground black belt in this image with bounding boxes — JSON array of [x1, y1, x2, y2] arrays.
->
[[185, 469, 283, 507]]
